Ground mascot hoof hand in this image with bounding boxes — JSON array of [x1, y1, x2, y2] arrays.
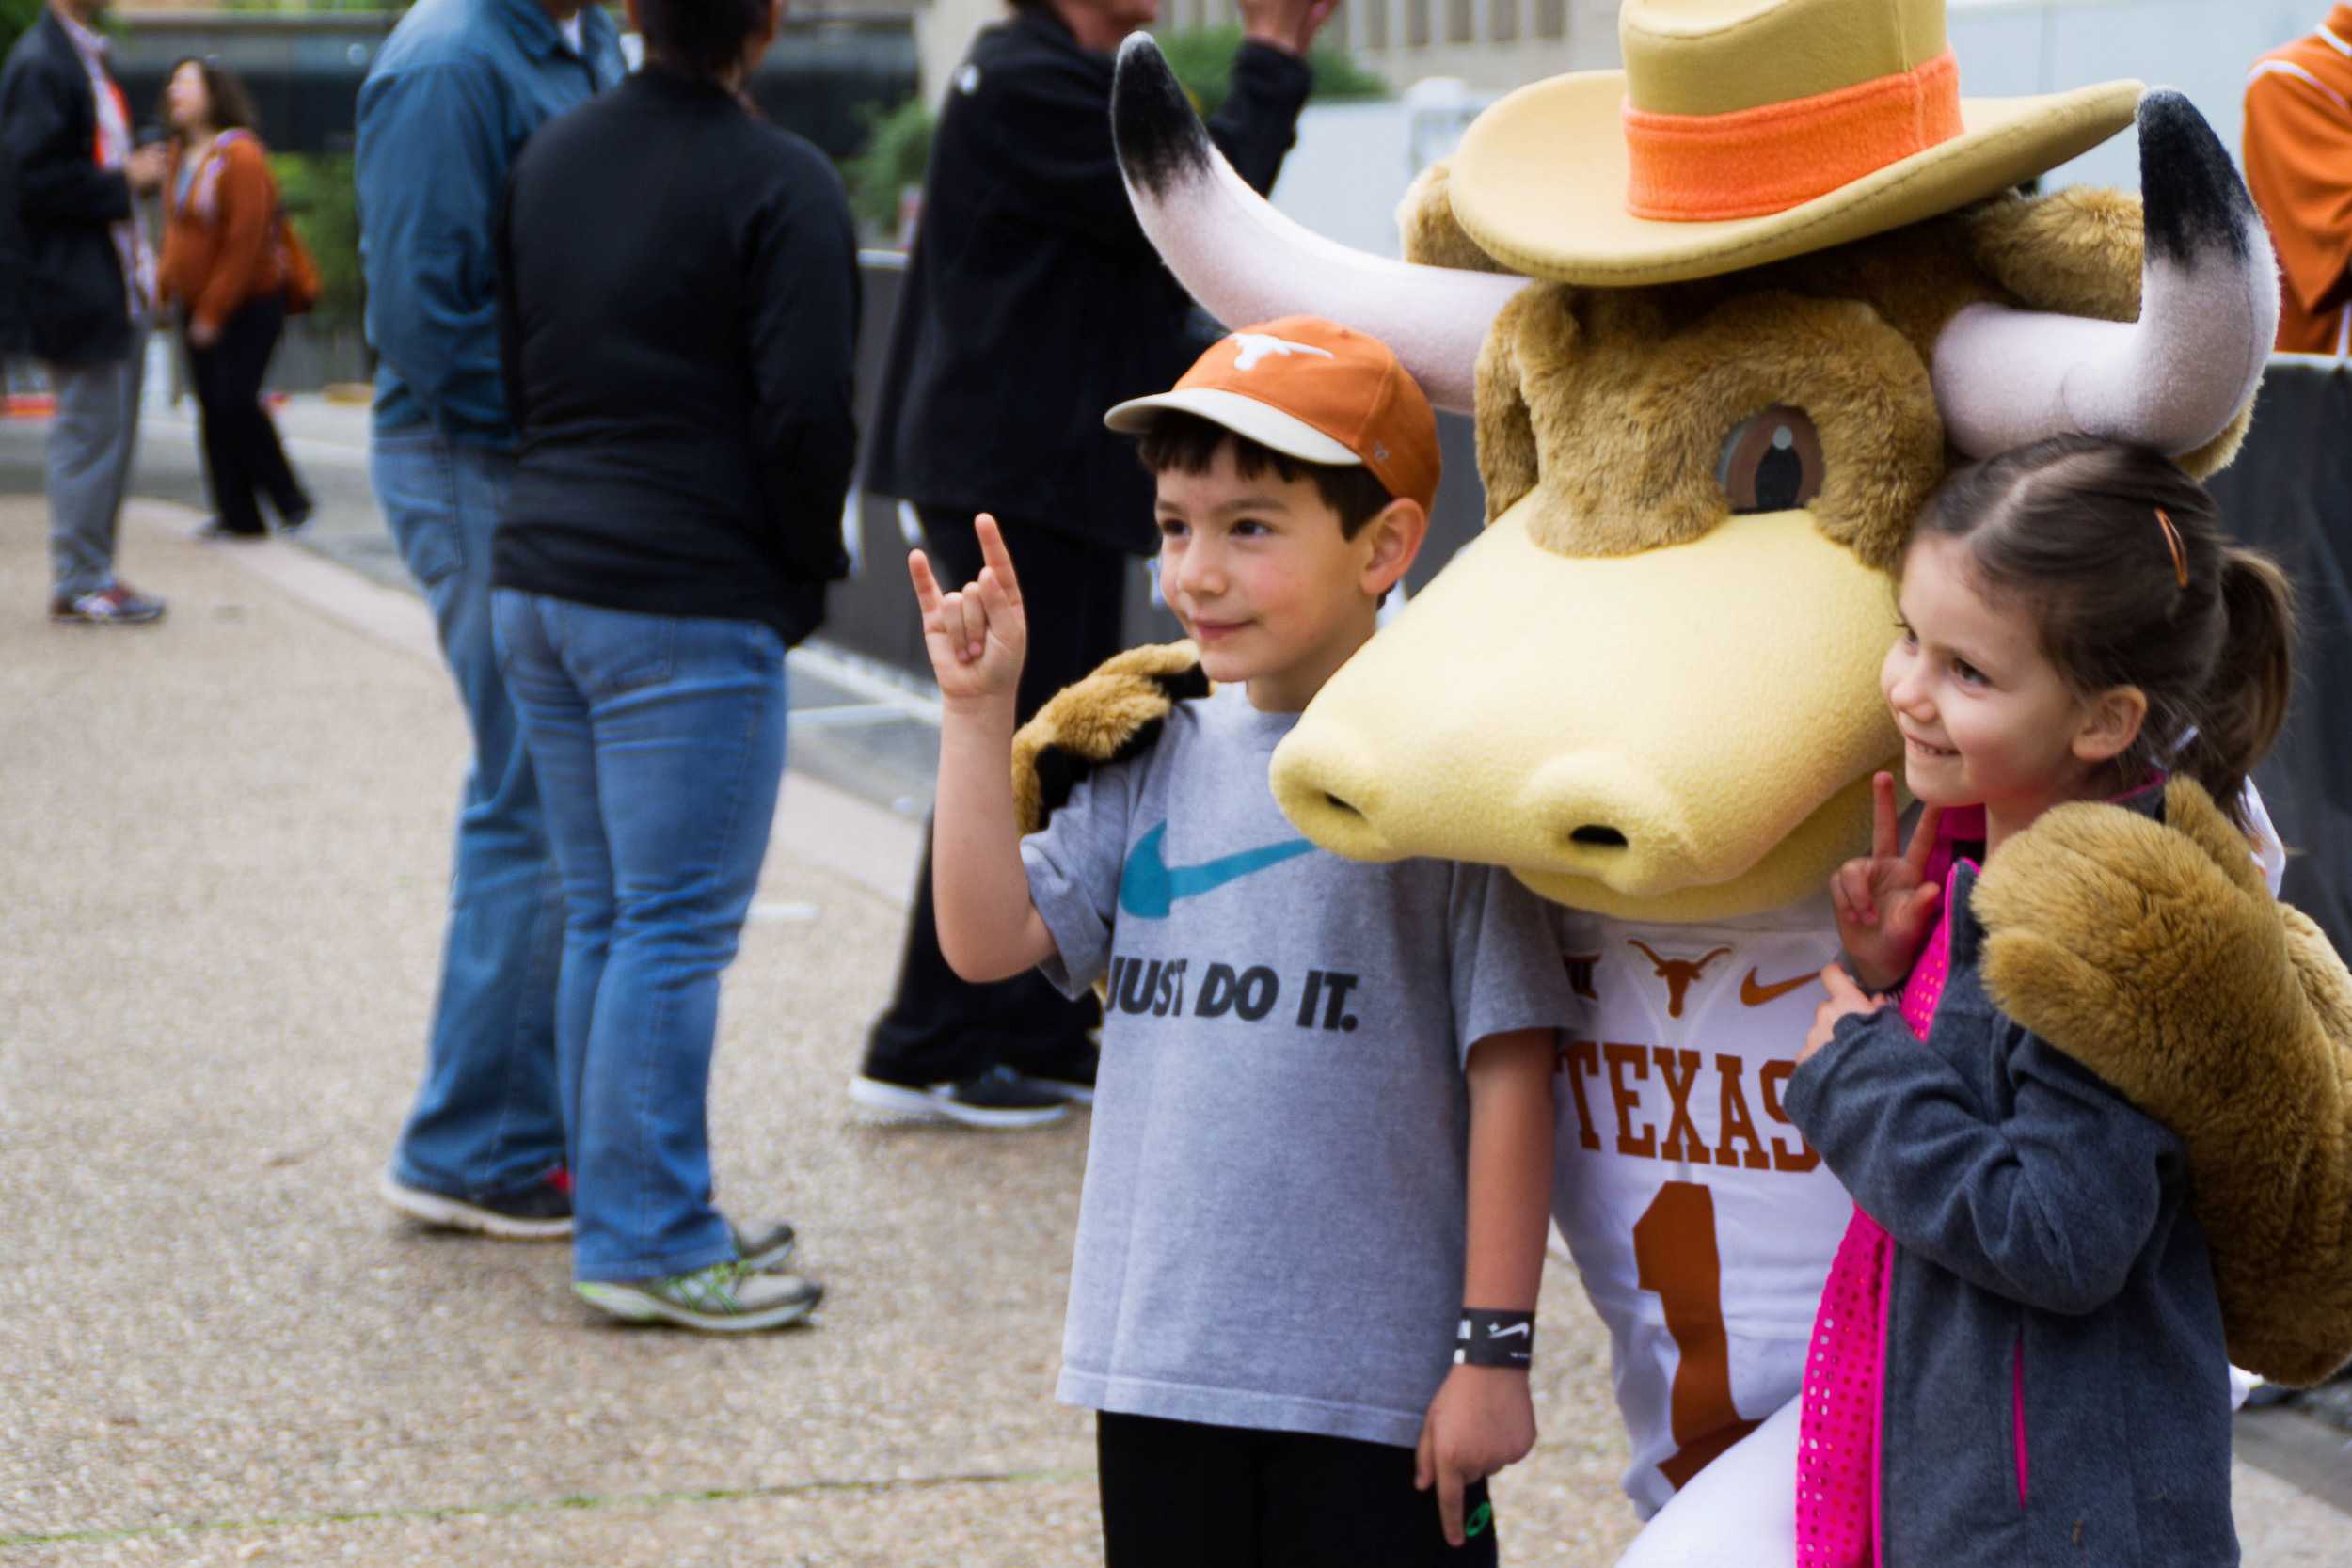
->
[[1975, 778, 2352, 1386], [1011, 641, 1209, 835]]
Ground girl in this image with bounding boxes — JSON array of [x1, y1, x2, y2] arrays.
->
[[156, 56, 313, 540], [1786, 433, 2295, 1568]]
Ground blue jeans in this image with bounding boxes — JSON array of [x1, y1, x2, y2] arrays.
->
[[490, 590, 788, 1283], [373, 429, 567, 1200]]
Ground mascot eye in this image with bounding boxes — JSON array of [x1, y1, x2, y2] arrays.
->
[[1717, 406, 1825, 515]]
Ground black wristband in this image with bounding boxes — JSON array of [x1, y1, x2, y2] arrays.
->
[[1455, 1308, 1534, 1369]]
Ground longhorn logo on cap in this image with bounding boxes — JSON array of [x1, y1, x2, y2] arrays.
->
[[1230, 333, 1337, 372]]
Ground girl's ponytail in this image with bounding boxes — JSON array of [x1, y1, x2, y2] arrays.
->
[[2179, 547, 2296, 829]]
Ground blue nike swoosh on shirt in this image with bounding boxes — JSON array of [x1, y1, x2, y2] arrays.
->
[[1119, 822, 1315, 919]]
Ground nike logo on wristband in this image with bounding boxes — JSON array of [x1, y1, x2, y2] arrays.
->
[[1486, 1322, 1531, 1340]]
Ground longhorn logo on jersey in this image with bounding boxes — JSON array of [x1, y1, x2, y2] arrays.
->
[[1627, 941, 1733, 1018]]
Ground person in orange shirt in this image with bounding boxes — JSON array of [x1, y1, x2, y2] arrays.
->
[[156, 56, 310, 539], [2245, 7, 2352, 355]]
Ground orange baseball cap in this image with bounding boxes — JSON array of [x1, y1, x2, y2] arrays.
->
[[1104, 316, 1441, 514]]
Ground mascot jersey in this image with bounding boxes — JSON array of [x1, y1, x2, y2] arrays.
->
[[1549, 903, 1852, 1518]]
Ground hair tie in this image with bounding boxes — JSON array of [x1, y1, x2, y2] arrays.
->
[[2155, 507, 2188, 589]]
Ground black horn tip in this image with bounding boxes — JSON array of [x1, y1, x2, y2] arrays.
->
[[1113, 31, 1212, 198], [2137, 87, 2256, 266]]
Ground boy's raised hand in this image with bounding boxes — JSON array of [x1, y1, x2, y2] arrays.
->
[[1830, 770, 1944, 992], [907, 513, 1027, 705]]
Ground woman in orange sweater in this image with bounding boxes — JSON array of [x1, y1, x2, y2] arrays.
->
[[157, 58, 310, 539]]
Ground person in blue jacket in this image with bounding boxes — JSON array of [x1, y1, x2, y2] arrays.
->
[[356, 0, 625, 1240]]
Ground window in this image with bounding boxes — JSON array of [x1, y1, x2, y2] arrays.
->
[[1535, 0, 1566, 39], [1365, 0, 1389, 48], [1490, 0, 1519, 42], [1407, 0, 1431, 47], [1447, 0, 1474, 42]]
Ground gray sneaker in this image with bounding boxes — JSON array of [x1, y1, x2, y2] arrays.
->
[[575, 1261, 821, 1332]]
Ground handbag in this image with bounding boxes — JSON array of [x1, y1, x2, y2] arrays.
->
[[275, 214, 322, 316]]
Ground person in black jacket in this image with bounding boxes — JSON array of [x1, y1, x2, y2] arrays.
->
[[851, 0, 1330, 1128], [1, 142, 28, 358], [1, 0, 170, 625], [491, 0, 857, 1331]]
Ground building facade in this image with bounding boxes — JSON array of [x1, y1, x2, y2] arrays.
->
[[917, 0, 1624, 105]]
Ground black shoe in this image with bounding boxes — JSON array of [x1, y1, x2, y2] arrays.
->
[[847, 1064, 1070, 1130], [1014, 1038, 1100, 1106], [194, 516, 267, 542], [276, 504, 314, 538], [379, 1167, 574, 1240]]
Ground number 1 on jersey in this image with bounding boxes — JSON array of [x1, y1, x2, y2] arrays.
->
[[1632, 1180, 1762, 1490]]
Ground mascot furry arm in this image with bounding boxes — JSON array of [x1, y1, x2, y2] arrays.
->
[[1010, 641, 1206, 837], [1975, 780, 2352, 1386]]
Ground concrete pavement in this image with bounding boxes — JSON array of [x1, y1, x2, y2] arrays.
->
[[1, 490, 2345, 1565]]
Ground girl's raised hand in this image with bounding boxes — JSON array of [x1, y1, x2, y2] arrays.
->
[[1830, 771, 1944, 991], [907, 513, 1028, 705]]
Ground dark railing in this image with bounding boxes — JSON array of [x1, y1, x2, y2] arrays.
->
[[2205, 357, 2352, 959]]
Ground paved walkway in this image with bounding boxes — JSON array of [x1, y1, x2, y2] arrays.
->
[[0, 493, 2343, 1564]]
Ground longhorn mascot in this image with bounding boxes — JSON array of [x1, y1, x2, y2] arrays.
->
[[1008, 0, 2352, 1560]]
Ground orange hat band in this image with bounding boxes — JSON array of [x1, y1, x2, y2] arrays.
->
[[1623, 49, 1964, 222]]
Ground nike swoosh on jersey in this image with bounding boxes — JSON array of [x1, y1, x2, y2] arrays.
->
[[1740, 967, 1819, 1007], [1119, 821, 1314, 919]]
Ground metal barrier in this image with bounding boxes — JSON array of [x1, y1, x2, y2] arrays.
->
[[2204, 356, 2352, 958]]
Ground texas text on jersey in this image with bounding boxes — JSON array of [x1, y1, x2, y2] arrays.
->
[[1551, 900, 1854, 1518]]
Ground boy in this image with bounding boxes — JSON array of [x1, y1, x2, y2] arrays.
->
[[914, 317, 1572, 1565]]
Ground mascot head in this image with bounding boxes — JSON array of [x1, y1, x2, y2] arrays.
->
[[1113, 0, 2278, 922]]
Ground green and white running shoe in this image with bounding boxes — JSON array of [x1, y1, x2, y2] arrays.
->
[[576, 1261, 822, 1332]]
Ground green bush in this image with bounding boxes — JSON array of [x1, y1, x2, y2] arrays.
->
[[1, 0, 43, 60], [271, 152, 364, 329], [1157, 24, 1390, 118], [843, 96, 933, 239]]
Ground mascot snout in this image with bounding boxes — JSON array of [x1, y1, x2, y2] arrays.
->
[[1272, 509, 1898, 919]]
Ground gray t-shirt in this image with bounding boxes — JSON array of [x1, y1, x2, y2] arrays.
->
[[1023, 687, 1577, 1448]]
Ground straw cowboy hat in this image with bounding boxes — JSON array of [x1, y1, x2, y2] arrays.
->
[[1447, 0, 2142, 285]]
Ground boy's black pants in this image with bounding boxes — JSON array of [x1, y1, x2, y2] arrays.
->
[[1097, 1411, 1500, 1568]]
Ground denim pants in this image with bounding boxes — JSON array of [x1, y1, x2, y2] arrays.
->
[[44, 346, 146, 600], [373, 429, 566, 1199], [491, 590, 788, 1283]]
